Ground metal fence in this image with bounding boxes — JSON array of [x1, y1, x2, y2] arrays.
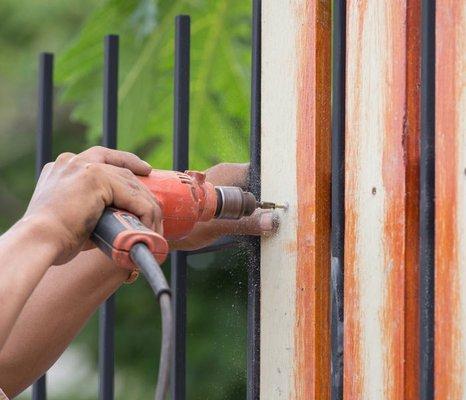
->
[[330, 1, 435, 399], [17, 0, 443, 398], [31, 2, 261, 399]]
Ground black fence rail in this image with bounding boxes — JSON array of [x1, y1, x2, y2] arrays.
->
[[330, 1, 345, 399], [31, 3, 261, 400]]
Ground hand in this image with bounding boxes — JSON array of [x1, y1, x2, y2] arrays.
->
[[170, 163, 277, 251], [23, 146, 162, 265]]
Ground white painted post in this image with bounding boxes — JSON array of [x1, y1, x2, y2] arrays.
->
[[261, 1, 331, 398]]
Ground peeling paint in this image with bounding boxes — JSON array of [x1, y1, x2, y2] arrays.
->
[[344, 1, 420, 398], [294, 0, 331, 398], [435, 1, 466, 398]]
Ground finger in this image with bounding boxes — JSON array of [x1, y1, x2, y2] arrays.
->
[[204, 211, 278, 236], [204, 163, 250, 188], [120, 173, 164, 234], [79, 146, 152, 176], [55, 152, 76, 165], [81, 239, 95, 251], [89, 163, 160, 231], [36, 162, 54, 185], [112, 179, 159, 229], [172, 211, 278, 251], [105, 171, 161, 231]]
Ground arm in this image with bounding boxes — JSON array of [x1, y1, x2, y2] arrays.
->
[[0, 216, 60, 353], [0, 161, 274, 397], [0, 250, 128, 397], [0, 146, 161, 397]]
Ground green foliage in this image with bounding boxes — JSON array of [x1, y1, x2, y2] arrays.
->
[[0, 0, 95, 230], [56, 0, 252, 170], [54, 0, 253, 398]]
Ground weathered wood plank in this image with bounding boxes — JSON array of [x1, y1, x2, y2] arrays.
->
[[344, 1, 420, 398], [261, 0, 331, 398], [435, 2, 466, 398]]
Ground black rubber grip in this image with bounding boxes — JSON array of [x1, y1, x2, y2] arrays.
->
[[91, 207, 152, 256]]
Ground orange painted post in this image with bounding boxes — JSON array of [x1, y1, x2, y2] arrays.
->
[[344, 1, 420, 398], [295, 1, 332, 397], [435, 2, 466, 398], [261, 0, 331, 398]]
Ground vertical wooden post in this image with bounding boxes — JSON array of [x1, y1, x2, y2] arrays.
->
[[435, 2, 466, 398], [261, 1, 331, 398], [344, 1, 420, 398]]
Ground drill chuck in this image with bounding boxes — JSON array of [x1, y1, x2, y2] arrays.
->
[[214, 186, 257, 219]]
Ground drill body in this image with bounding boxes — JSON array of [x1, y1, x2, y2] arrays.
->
[[92, 169, 259, 269], [138, 170, 217, 241]]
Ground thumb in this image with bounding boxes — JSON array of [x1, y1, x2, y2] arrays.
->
[[171, 211, 278, 251], [210, 210, 278, 237]]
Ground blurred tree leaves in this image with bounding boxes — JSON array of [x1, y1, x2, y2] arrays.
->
[[56, 0, 251, 170], [0, 0, 95, 229]]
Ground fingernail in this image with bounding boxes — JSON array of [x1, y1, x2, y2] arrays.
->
[[260, 212, 279, 233], [143, 160, 152, 169]]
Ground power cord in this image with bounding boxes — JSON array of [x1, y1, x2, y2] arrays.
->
[[129, 243, 172, 400]]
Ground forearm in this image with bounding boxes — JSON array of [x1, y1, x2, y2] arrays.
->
[[0, 217, 57, 352], [0, 249, 128, 397]]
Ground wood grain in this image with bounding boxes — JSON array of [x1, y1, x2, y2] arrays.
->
[[261, 1, 331, 398], [435, 2, 466, 398], [344, 1, 420, 398]]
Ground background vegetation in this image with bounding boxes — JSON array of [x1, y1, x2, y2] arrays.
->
[[0, 0, 252, 398]]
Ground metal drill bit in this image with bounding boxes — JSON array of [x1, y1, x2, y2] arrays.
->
[[257, 201, 288, 210]]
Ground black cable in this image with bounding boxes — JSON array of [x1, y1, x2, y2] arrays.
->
[[130, 243, 172, 400]]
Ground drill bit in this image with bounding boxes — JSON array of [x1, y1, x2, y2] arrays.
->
[[257, 201, 288, 210]]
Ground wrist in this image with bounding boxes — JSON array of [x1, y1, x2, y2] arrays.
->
[[16, 214, 64, 265], [67, 249, 135, 295]]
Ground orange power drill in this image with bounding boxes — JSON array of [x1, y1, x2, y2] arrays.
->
[[91, 169, 283, 269]]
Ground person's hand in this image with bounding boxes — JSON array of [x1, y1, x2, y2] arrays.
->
[[170, 163, 277, 251], [23, 146, 162, 265]]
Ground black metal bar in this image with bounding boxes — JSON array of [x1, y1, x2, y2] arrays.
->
[[420, 1, 435, 399], [331, 1, 346, 399], [31, 377, 46, 400], [35, 53, 54, 182], [99, 34, 119, 400], [187, 236, 240, 255], [171, 15, 190, 400], [32, 52, 54, 400], [247, 1, 261, 399]]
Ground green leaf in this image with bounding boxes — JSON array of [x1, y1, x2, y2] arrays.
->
[[55, 0, 251, 170]]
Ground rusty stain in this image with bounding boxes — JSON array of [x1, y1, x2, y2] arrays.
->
[[435, 1, 463, 398], [381, 1, 408, 398], [294, 0, 331, 398], [402, 1, 421, 397], [343, 1, 367, 397], [343, 203, 363, 398], [345, 1, 420, 398], [283, 240, 298, 254]]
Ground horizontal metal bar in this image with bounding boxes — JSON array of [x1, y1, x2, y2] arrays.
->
[[186, 236, 241, 255]]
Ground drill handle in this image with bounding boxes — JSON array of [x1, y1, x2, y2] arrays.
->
[[92, 208, 169, 270]]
